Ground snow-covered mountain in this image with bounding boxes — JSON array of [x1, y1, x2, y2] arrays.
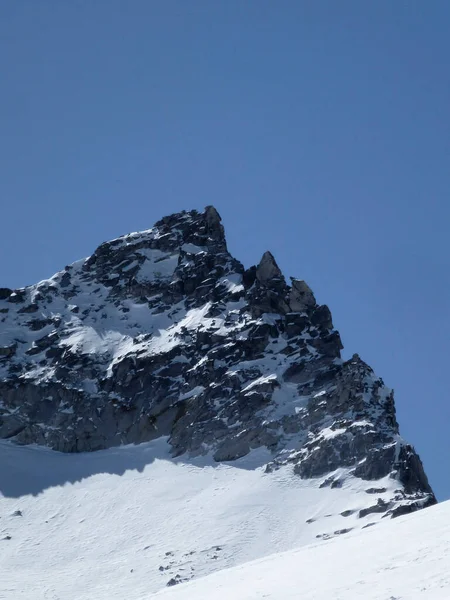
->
[[0, 206, 437, 597]]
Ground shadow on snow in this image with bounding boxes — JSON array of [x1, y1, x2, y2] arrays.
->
[[0, 437, 271, 498]]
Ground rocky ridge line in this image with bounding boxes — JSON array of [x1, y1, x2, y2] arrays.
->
[[0, 206, 436, 520]]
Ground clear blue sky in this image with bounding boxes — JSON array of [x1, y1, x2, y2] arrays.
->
[[1, 1, 449, 500]]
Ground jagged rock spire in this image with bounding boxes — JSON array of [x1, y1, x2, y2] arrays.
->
[[204, 205, 221, 227], [289, 278, 316, 312], [256, 251, 285, 286], [204, 205, 227, 250]]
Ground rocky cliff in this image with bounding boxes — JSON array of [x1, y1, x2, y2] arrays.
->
[[0, 206, 435, 518]]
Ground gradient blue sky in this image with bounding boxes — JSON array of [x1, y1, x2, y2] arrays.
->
[[1, 2, 449, 500]]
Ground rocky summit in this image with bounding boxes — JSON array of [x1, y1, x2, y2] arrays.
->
[[0, 206, 435, 519]]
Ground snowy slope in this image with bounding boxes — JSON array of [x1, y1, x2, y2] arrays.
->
[[0, 438, 422, 599], [155, 500, 450, 600]]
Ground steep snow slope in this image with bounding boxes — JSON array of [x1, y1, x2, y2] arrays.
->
[[156, 500, 450, 600], [0, 439, 421, 599]]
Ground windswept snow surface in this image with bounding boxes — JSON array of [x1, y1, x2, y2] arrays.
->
[[0, 438, 440, 600], [156, 501, 450, 600]]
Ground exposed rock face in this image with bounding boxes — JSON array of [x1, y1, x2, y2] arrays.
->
[[289, 279, 316, 312], [0, 207, 435, 518], [256, 252, 284, 285]]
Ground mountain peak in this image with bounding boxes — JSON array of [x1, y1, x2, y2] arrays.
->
[[0, 207, 436, 528], [256, 251, 285, 286], [151, 205, 227, 253]]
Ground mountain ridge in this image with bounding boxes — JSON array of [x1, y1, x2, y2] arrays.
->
[[0, 206, 436, 523]]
